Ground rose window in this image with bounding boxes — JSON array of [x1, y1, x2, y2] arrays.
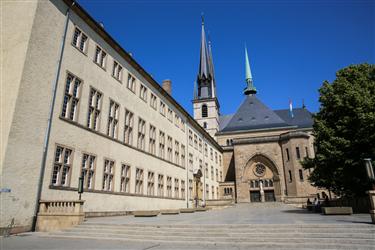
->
[[254, 163, 266, 177]]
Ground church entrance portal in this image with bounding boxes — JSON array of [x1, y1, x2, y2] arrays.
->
[[241, 154, 282, 203]]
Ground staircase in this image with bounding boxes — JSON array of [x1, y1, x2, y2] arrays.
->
[[44, 222, 375, 249]]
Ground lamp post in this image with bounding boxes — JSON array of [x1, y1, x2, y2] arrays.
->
[[364, 158, 375, 224]]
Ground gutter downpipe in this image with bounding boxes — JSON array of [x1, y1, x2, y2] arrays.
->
[[185, 120, 189, 208], [32, 1, 75, 231]]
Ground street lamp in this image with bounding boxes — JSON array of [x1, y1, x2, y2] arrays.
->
[[78, 176, 84, 200]]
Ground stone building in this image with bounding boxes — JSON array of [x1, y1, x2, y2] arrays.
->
[[2, 0, 321, 234]]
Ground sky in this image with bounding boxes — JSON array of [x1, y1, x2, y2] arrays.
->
[[78, 0, 375, 115]]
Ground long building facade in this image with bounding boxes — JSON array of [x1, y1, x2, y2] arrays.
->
[[2, 0, 322, 234]]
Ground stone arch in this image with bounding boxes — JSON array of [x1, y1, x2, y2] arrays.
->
[[242, 153, 282, 201]]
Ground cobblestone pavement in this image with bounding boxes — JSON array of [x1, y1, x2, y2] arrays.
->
[[1, 203, 373, 250]]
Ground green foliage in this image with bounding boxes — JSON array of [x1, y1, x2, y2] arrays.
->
[[302, 64, 375, 197]]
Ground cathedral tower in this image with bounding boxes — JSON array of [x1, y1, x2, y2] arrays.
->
[[193, 18, 220, 138]]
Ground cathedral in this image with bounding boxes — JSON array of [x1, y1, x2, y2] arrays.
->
[[2, 0, 321, 234], [194, 20, 321, 203]]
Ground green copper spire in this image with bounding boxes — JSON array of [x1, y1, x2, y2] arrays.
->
[[243, 46, 257, 95]]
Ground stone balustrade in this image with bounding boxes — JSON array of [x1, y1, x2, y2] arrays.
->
[[36, 200, 85, 232]]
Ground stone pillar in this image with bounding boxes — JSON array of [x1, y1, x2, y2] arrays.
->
[[367, 190, 375, 224]]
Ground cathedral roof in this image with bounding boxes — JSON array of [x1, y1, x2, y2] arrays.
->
[[274, 108, 314, 128], [219, 96, 314, 133], [221, 95, 292, 132]]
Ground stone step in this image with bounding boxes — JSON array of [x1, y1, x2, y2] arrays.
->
[[71, 225, 375, 235], [63, 227, 375, 239], [43, 233, 375, 249], [48, 231, 375, 245]]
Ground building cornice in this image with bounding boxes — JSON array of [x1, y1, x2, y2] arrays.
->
[[61, 0, 222, 152], [232, 131, 310, 145]]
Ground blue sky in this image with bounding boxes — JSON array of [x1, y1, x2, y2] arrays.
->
[[78, 0, 374, 115]]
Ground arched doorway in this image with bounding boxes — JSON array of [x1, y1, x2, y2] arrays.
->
[[242, 154, 282, 202]]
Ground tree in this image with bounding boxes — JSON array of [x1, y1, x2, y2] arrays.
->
[[303, 64, 375, 197]]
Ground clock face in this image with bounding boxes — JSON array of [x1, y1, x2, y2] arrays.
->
[[254, 163, 266, 177]]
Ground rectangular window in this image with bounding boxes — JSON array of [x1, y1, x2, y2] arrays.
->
[[112, 61, 123, 81], [81, 153, 96, 189], [107, 100, 119, 138], [159, 101, 166, 116], [150, 93, 157, 110], [189, 153, 193, 170], [167, 108, 173, 122], [299, 169, 304, 181], [159, 131, 165, 159], [188, 130, 193, 146], [51, 145, 72, 186], [199, 159, 203, 172], [219, 156, 222, 166], [135, 168, 144, 194], [87, 87, 102, 131], [167, 136, 173, 162], [174, 178, 179, 198], [210, 148, 213, 160], [174, 140, 180, 165], [211, 166, 214, 181], [286, 148, 290, 161], [180, 119, 185, 132], [139, 84, 148, 102], [288, 170, 292, 182], [220, 171, 223, 182], [215, 152, 218, 163], [147, 171, 155, 196], [127, 74, 136, 92], [102, 159, 114, 191], [149, 125, 156, 155], [204, 143, 208, 156], [296, 147, 301, 159], [189, 179, 193, 198], [198, 138, 202, 152], [137, 118, 146, 150], [72, 27, 88, 53], [205, 163, 209, 179], [212, 185, 214, 199], [206, 184, 209, 198], [181, 144, 186, 168], [120, 164, 131, 193], [158, 174, 164, 197], [61, 73, 81, 121], [124, 109, 134, 145], [94, 45, 107, 69], [166, 176, 172, 198], [194, 134, 198, 149], [181, 180, 185, 199], [174, 114, 179, 127], [216, 169, 219, 182]]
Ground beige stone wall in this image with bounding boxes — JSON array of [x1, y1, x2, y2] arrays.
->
[[1, 0, 68, 230], [1, 0, 38, 172]]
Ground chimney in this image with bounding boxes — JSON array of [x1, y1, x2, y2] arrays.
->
[[162, 79, 172, 95]]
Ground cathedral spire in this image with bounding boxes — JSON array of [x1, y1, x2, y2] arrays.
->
[[197, 16, 210, 81], [243, 46, 257, 95], [196, 16, 214, 99], [208, 34, 216, 98]]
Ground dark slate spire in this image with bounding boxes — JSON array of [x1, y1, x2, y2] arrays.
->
[[198, 16, 210, 81], [208, 37, 217, 98], [196, 16, 213, 99]]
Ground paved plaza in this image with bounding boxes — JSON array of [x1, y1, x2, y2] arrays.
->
[[1, 203, 374, 250]]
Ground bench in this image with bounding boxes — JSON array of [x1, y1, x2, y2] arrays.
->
[[179, 208, 195, 213], [322, 207, 353, 215], [160, 209, 180, 215], [133, 210, 159, 217]]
